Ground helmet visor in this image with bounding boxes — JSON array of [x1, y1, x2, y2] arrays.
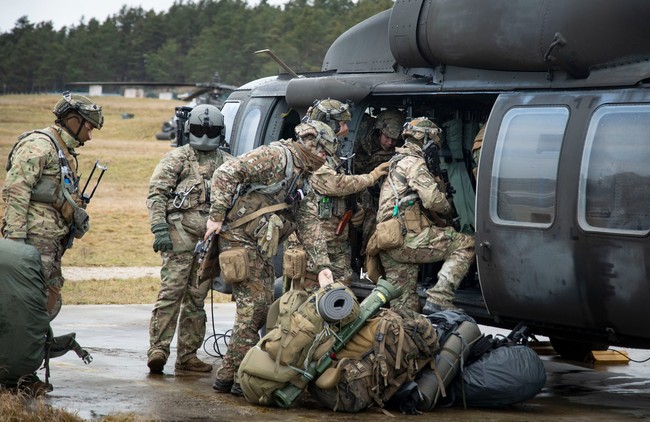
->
[[189, 124, 222, 139]]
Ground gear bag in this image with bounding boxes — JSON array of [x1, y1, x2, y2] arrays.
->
[[308, 308, 438, 413]]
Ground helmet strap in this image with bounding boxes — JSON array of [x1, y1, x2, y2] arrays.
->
[[58, 113, 86, 145]]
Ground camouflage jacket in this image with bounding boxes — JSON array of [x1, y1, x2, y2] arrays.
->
[[309, 159, 376, 242], [354, 132, 396, 175], [377, 142, 450, 224], [2, 126, 82, 239], [147, 144, 232, 236], [209, 140, 330, 270]]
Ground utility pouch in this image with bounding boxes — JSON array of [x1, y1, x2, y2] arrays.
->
[[219, 248, 249, 284], [283, 248, 306, 280], [375, 218, 404, 250], [318, 197, 333, 219], [403, 204, 423, 234], [30, 176, 60, 204]]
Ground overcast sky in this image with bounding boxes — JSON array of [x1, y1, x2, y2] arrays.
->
[[1, 0, 289, 33]]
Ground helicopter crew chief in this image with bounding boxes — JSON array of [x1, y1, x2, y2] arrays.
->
[[372, 117, 475, 313], [146, 104, 232, 374], [2, 92, 103, 320], [205, 119, 334, 396]]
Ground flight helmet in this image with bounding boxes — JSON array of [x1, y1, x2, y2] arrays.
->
[[185, 104, 225, 151], [295, 119, 338, 156], [402, 117, 441, 147], [374, 109, 405, 140]]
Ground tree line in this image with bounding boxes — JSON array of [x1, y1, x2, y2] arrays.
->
[[0, 0, 394, 94]]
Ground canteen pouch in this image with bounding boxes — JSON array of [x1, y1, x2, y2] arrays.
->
[[219, 248, 249, 284], [374, 218, 404, 250]]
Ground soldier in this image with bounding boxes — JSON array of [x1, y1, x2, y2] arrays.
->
[[287, 100, 391, 288], [205, 119, 334, 396], [146, 104, 232, 374], [1, 92, 103, 320], [374, 117, 475, 313], [353, 109, 406, 256]]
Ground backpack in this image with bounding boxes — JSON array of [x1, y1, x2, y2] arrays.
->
[[308, 308, 438, 413], [238, 283, 359, 405]]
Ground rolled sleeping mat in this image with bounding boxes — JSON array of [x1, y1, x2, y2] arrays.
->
[[317, 287, 355, 323], [415, 320, 482, 411]]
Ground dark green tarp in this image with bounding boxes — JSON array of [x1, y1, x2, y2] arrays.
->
[[0, 238, 50, 386]]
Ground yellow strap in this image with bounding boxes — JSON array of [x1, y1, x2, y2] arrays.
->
[[229, 202, 289, 229]]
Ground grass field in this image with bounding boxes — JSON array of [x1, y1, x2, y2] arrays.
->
[[0, 94, 230, 304]]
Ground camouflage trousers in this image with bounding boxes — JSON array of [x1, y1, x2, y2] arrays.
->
[[379, 226, 475, 312], [26, 234, 64, 319], [216, 229, 274, 383], [148, 250, 211, 364]]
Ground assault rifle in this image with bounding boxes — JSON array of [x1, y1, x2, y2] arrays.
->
[[175, 106, 193, 147], [272, 278, 401, 408], [195, 224, 229, 281], [62, 160, 108, 254], [423, 142, 460, 231], [334, 151, 356, 236]]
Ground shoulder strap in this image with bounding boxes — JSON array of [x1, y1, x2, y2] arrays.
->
[[229, 202, 290, 229], [246, 144, 295, 195]]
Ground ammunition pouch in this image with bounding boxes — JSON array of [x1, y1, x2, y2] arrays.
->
[[402, 203, 431, 234], [374, 218, 404, 250], [219, 248, 249, 284], [283, 248, 306, 286]]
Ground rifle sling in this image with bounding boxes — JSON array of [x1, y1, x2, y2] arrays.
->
[[229, 202, 290, 229]]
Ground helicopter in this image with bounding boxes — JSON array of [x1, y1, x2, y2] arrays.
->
[[217, 0, 650, 360], [66, 73, 237, 142]]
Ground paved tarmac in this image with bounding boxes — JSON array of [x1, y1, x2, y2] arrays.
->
[[44, 302, 650, 421]]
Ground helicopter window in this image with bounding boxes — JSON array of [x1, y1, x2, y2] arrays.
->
[[221, 101, 240, 144], [578, 105, 650, 234], [490, 106, 568, 227], [235, 105, 262, 156]]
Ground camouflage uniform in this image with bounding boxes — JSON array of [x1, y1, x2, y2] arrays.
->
[[288, 157, 380, 289], [146, 144, 232, 366], [209, 139, 330, 385], [376, 141, 475, 312], [2, 126, 86, 318]]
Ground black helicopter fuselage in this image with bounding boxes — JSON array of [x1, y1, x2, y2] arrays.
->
[[220, 0, 650, 354]]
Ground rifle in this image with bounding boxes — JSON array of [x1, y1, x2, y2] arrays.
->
[[62, 160, 108, 253], [272, 278, 402, 408], [423, 142, 460, 231], [174, 106, 193, 147], [195, 224, 229, 281], [284, 172, 304, 204]]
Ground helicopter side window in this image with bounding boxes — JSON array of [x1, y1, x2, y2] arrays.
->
[[235, 105, 262, 156], [221, 101, 240, 145], [490, 107, 568, 227], [578, 105, 650, 234]]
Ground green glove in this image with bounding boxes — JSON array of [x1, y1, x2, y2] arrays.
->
[[152, 223, 173, 253]]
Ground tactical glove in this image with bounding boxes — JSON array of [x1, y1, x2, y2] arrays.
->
[[257, 214, 283, 258], [152, 223, 173, 253], [369, 161, 390, 183], [350, 207, 366, 227], [73, 208, 90, 239]]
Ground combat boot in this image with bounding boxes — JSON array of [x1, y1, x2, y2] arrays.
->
[[422, 300, 459, 315], [230, 382, 243, 397], [147, 350, 167, 373], [213, 378, 234, 393], [175, 356, 213, 372]]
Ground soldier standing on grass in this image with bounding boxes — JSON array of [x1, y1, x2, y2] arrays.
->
[[1, 92, 103, 320], [204, 119, 334, 396], [146, 104, 232, 374]]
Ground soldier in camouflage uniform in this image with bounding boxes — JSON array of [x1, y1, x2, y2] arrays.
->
[[375, 117, 475, 313], [146, 104, 232, 374], [2, 92, 103, 320], [286, 100, 390, 289], [353, 109, 406, 254], [205, 120, 334, 396]]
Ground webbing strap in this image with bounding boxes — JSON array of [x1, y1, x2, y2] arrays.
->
[[229, 202, 289, 229]]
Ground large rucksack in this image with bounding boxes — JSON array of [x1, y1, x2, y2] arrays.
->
[[307, 308, 438, 413]]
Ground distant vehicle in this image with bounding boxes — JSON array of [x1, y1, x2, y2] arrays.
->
[[219, 0, 650, 360]]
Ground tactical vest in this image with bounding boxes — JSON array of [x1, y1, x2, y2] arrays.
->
[[313, 157, 347, 220], [225, 142, 308, 243], [6, 129, 82, 224]]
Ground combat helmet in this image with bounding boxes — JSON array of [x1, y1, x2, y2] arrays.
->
[[53, 91, 104, 129], [307, 98, 351, 123], [185, 104, 225, 151], [295, 119, 338, 156], [374, 109, 405, 140], [402, 117, 441, 147]]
